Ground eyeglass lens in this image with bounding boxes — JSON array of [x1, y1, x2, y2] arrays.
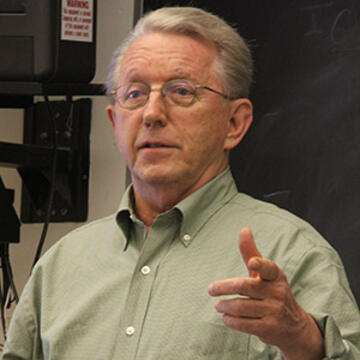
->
[[115, 80, 197, 109]]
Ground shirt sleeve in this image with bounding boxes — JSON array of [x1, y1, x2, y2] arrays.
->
[[1, 272, 43, 360], [310, 312, 359, 360], [287, 242, 360, 360]]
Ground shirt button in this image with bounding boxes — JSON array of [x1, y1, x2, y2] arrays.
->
[[183, 234, 191, 243], [141, 265, 151, 275], [125, 326, 135, 336]]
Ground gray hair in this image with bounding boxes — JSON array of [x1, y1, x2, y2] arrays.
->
[[105, 7, 253, 103]]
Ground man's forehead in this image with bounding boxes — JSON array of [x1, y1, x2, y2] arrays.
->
[[118, 32, 219, 83]]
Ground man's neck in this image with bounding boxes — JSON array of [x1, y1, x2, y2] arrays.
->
[[131, 162, 229, 230], [132, 182, 193, 230]]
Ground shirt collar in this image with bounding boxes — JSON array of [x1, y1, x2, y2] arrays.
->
[[174, 168, 238, 247], [116, 186, 136, 250], [116, 167, 238, 249]]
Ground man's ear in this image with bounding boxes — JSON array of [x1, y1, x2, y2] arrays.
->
[[106, 104, 116, 129], [224, 98, 253, 151]]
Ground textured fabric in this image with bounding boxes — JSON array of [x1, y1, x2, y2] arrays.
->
[[3, 169, 360, 359]]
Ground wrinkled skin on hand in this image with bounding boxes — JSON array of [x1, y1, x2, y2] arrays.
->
[[208, 228, 325, 360]]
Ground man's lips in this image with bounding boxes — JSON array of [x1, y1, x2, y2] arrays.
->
[[141, 143, 171, 149], [137, 141, 178, 150]]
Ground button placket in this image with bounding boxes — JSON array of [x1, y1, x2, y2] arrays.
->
[[112, 211, 181, 358]]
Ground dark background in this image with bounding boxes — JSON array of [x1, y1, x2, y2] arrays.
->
[[142, 0, 360, 305]]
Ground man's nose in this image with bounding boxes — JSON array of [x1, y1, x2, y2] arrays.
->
[[142, 90, 168, 128]]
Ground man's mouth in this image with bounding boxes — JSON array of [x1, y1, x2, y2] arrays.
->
[[142, 143, 170, 148], [138, 140, 177, 150]]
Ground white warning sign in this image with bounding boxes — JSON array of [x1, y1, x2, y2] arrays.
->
[[61, 0, 94, 43]]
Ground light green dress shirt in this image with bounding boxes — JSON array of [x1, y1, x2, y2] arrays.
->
[[3, 169, 360, 359]]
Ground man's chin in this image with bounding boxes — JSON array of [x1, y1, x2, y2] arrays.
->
[[132, 167, 182, 186]]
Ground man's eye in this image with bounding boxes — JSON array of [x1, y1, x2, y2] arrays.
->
[[171, 85, 194, 97], [127, 90, 143, 99], [176, 87, 192, 96]]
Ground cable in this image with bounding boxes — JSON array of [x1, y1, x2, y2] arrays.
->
[[2, 246, 18, 304], [0, 246, 20, 342], [0, 262, 7, 340], [31, 96, 59, 269]]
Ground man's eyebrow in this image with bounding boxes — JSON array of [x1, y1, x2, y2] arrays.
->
[[171, 71, 195, 80], [120, 73, 147, 85], [120, 70, 197, 85]]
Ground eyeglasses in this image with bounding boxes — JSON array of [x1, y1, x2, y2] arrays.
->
[[110, 79, 231, 110]]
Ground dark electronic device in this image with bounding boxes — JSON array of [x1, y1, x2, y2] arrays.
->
[[0, 0, 97, 82]]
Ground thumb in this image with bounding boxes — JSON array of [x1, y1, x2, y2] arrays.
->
[[239, 227, 262, 277]]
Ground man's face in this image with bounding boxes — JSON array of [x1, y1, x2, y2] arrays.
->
[[107, 32, 251, 195]]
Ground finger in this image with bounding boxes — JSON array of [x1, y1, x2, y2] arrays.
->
[[208, 277, 266, 299], [239, 227, 262, 277], [248, 257, 280, 282], [214, 297, 268, 318], [221, 314, 267, 338]]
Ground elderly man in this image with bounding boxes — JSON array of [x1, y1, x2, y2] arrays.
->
[[3, 6, 360, 360]]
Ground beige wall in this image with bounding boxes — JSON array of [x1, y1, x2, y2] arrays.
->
[[0, 0, 134, 341]]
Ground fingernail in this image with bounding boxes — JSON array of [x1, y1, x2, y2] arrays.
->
[[222, 313, 230, 324], [208, 284, 214, 294], [252, 258, 260, 268], [214, 300, 222, 312]]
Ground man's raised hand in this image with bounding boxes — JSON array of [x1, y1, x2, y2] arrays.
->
[[208, 227, 324, 360]]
